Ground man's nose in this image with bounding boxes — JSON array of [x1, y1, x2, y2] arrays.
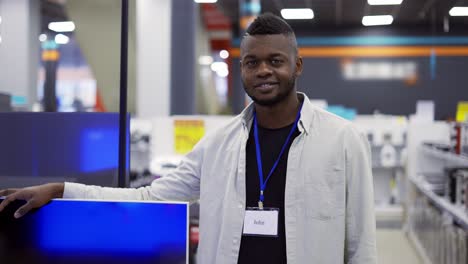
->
[[256, 61, 272, 77]]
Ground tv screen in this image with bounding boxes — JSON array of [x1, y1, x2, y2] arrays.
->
[[0, 112, 129, 189], [0, 198, 188, 264]]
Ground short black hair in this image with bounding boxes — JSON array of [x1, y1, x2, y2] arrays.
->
[[243, 13, 298, 54], [245, 13, 295, 36]]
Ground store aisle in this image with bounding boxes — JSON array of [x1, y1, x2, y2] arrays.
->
[[377, 229, 422, 264]]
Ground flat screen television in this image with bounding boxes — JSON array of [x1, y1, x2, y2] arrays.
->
[[0, 198, 189, 264], [0, 112, 129, 189]]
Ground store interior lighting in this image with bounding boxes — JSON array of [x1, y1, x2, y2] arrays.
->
[[280, 8, 314, 20], [194, 0, 217, 3], [39, 34, 47, 42], [219, 50, 229, 59], [211, 61, 229, 77], [48, 21, 75, 32], [198, 55, 213, 65], [449, 7, 468, 16], [368, 0, 403, 5], [362, 15, 394, 26], [55, 34, 69, 44]]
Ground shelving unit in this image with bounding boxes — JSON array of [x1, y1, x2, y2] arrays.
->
[[409, 175, 468, 230], [407, 230, 433, 264], [406, 122, 468, 264], [420, 144, 468, 166]]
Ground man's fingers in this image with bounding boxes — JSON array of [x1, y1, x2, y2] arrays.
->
[[14, 201, 35, 219], [0, 188, 18, 197], [0, 194, 17, 213]]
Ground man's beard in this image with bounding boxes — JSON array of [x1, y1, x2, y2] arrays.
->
[[243, 77, 296, 106]]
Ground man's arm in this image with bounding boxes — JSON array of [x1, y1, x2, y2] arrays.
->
[[0, 136, 206, 218], [344, 124, 377, 264]]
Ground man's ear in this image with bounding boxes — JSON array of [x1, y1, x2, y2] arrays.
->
[[294, 56, 303, 77]]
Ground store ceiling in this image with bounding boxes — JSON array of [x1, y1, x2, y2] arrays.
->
[[39, 0, 468, 35], [216, 0, 468, 36]]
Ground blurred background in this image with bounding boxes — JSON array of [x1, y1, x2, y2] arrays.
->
[[0, 0, 468, 263]]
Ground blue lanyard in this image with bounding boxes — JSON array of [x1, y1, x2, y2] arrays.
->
[[253, 104, 302, 209]]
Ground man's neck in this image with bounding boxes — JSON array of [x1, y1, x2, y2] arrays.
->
[[254, 93, 300, 129]]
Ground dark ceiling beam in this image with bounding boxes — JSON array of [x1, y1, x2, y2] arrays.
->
[[335, 0, 342, 26], [418, 0, 437, 19], [391, 3, 402, 19], [272, 0, 283, 12]]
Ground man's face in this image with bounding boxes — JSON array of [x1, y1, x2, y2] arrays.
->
[[240, 34, 303, 106]]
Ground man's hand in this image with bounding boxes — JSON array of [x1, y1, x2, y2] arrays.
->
[[0, 183, 64, 218]]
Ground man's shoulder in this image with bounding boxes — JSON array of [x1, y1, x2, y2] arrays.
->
[[201, 115, 244, 144]]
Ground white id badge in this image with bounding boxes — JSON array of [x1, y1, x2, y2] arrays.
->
[[242, 207, 279, 237]]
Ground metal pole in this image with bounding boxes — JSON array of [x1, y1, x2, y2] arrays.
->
[[118, 0, 129, 187]]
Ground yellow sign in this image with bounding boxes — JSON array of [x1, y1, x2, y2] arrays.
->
[[456, 102, 468, 122], [174, 120, 205, 154]]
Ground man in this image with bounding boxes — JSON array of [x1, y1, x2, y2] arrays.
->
[[0, 13, 377, 263]]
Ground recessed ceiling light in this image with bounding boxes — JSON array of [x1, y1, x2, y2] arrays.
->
[[39, 34, 47, 42], [55, 34, 69, 44], [219, 50, 229, 59], [280, 8, 314, 20], [48, 21, 75, 32], [362, 15, 394, 26], [449, 7, 468, 16], [368, 0, 403, 5], [194, 0, 217, 3]]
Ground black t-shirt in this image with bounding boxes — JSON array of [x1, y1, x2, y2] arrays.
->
[[237, 122, 300, 264]]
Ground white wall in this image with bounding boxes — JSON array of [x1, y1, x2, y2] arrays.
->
[[136, 0, 172, 118], [0, 0, 39, 109]]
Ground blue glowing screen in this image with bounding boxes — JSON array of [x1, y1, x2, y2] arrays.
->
[[0, 112, 129, 187], [0, 198, 188, 264]]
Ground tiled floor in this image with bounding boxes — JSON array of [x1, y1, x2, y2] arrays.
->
[[377, 229, 422, 264]]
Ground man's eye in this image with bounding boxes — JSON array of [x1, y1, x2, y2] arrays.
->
[[245, 61, 257, 67], [271, 59, 282, 65]]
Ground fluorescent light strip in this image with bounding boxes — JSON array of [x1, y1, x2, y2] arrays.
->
[[362, 15, 393, 26], [281, 8, 314, 20], [449, 7, 468, 16], [194, 0, 217, 3], [368, 0, 403, 5], [48, 21, 75, 32]]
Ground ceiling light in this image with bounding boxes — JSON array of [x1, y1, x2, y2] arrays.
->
[[0, 36, 2, 44], [55, 34, 69, 44], [198, 56, 213, 65], [194, 0, 217, 3], [280, 8, 314, 20], [368, 0, 403, 5], [48, 21, 75, 32], [219, 50, 229, 59], [449, 7, 468, 16], [39, 34, 47, 42], [216, 68, 229, 78], [210, 62, 228, 72], [362, 15, 393, 26], [0, 16, 2, 24]]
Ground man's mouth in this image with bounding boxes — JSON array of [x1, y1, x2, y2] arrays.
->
[[254, 82, 279, 90]]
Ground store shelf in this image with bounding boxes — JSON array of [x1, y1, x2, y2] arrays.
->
[[407, 230, 433, 264], [409, 175, 468, 230], [420, 144, 468, 166]]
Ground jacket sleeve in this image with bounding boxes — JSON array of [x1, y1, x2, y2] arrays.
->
[[344, 124, 377, 264], [63, 137, 204, 202]]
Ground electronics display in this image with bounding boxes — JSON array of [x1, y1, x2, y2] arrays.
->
[[0, 198, 189, 264], [0, 113, 129, 189]]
